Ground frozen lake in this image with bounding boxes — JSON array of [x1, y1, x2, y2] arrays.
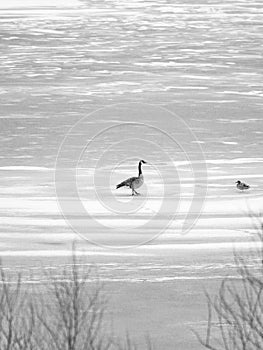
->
[[0, 0, 263, 348]]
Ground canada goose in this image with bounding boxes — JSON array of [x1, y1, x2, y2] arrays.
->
[[236, 180, 250, 191], [116, 160, 147, 196]]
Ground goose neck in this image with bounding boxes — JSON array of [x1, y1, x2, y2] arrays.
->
[[138, 161, 142, 176]]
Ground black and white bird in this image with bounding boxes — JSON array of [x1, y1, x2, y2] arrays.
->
[[116, 160, 147, 196], [236, 180, 250, 191]]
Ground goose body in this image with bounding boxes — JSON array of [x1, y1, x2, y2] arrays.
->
[[236, 180, 250, 191], [116, 160, 147, 196]]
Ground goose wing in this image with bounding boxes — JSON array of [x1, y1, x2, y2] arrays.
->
[[116, 176, 138, 189]]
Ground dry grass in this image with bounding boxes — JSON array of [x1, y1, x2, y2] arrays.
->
[[0, 253, 153, 350], [197, 223, 263, 350]]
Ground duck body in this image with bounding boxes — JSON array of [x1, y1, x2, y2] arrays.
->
[[236, 180, 250, 191], [116, 160, 146, 195]]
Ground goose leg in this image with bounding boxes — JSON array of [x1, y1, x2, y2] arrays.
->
[[134, 190, 140, 196]]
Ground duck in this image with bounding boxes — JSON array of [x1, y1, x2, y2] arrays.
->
[[116, 160, 147, 196], [236, 180, 250, 191]]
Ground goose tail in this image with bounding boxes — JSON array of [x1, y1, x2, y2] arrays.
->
[[116, 182, 125, 189]]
